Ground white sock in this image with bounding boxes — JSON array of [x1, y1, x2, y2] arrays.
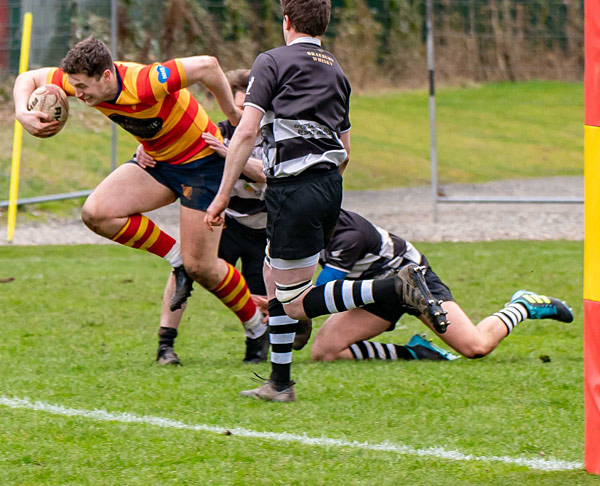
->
[[243, 309, 267, 339], [164, 242, 182, 267]]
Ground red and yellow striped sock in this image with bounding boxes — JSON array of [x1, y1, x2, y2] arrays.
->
[[111, 214, 181, 265], [212, 263, 259, 323]]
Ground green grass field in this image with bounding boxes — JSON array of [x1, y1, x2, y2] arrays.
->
[[0, 81, 583, 216], [0, 240, 594, 485]]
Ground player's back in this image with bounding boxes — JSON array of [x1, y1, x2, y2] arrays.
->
[[246, 39, 351, 178], [261, 41, 351, 135]]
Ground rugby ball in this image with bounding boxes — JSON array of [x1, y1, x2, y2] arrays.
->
[[28, 84, 69, 136]]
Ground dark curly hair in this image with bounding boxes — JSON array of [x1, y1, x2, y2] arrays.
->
[[281, 0, 330, 37], [60, 37, 114, 79], [226, 69, 251, 95]]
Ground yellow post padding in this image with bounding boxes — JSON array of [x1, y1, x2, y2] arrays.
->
[[585, 125, 600, 302], [7, 12, 33, 242]]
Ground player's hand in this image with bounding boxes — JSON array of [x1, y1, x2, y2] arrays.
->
[[251, 295, 269, 321], [17, 110, 59, 138], [204, 194, 229, 231], [135, 144, 157, 168], [202, 133, 228, 158]]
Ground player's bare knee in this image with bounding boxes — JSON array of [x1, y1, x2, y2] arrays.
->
[[183, 259, 222, 289], [310, 342, 336, 362], [182, 262, 209, 287], [310, 346, 326, 361], [282, 300, 307, 320], [275, 279, 312, 320], [459, 341, 492, 359], [80, 201, 105, 232]]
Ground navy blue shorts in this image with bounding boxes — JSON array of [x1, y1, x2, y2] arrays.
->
[[129, 152, 225, 211]]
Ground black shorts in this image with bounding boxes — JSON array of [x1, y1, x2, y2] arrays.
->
[[265, 168, 343, 260], [219, 215, 267, 295], [129, 152, 225, 211], [362, 259, 454, 331]]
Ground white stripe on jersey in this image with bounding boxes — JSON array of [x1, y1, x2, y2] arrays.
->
[[260, 112, 348, 177], [404, 241, 423, 265], [347, 253, 384, 278], [270, 150, 347, 177], [223, 210, 267, 230], [273, 118, 341, 142], [374, 225, 395, 260], [244, 101, 266, 114]]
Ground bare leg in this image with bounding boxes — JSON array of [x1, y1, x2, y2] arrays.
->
[[81, 163, 175, 237], [179, 206, 228, 289], [419, 301, 508, 358], [155, 273, 186, 365], [160, 272, 185, 329], [311, 309, 391, 361]]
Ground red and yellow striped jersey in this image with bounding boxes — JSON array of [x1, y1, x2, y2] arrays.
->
[[46, 59, 222, 165]]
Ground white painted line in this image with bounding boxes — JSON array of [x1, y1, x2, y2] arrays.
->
[[0, 395, 582, 472]]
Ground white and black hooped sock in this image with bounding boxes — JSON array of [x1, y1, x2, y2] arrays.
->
[[302, 278, 397, 319], [349, 340, 415, 360], [268, 298, 298, 388], [493, 303, 528, 334]]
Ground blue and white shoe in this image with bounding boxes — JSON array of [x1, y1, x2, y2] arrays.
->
[[510, 290, 574, 323], [406, 333, 459, 361]]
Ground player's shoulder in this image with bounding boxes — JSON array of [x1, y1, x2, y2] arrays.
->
[[114, 60, 146, 72], [263, 45, 287, 57]]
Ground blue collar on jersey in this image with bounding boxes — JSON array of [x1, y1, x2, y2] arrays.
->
[[106, 64, 123, 104], [289, 37, 321, 47]]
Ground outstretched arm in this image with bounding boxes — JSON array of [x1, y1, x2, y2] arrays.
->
[[13, 67, 60, 137], [204, 106, 264, 229], [241, 157, 266, 183], [179, 56, 242, 126], [203, 131, 266, 182]]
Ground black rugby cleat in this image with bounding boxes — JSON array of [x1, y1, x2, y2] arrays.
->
[[169, 265, 194, 312], [394, 264, 450, 334]]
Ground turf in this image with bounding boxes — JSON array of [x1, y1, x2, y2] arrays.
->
[[0, 240, 594, 484], [346, 81, 582, 190]]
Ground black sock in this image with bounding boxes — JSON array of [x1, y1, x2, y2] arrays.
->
[[158, 327, 178, 348]]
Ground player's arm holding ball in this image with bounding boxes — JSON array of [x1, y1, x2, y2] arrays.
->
[[13, 67, 59, 138]]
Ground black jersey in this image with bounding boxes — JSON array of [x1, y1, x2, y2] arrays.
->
[[218, 120, 267, 230], [320, 209, 422, 280], [244, 37, 351, 178]]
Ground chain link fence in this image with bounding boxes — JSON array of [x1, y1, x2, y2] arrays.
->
[[0, 0, 584, 89]]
